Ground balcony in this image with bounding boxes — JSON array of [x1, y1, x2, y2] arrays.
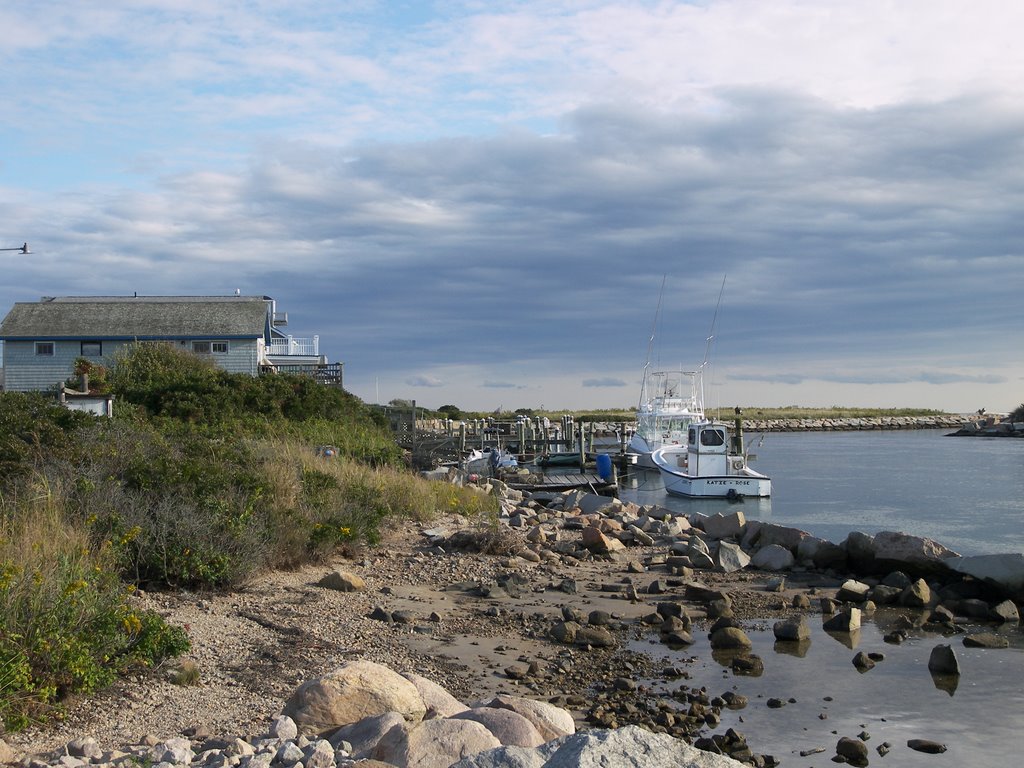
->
[[267, 335, 319, 357], [261, 361, 343, 388]]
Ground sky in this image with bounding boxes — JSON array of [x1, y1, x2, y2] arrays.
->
[[1, 0, 1022, 414]]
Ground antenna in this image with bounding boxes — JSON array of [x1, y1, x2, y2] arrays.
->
[[639, 275, 667, 410], [697, 275, 727, 412]]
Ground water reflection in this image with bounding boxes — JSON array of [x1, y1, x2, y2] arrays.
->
[[930, 671, 960, 695], [773, 639, 811, 658], [824, 628, 862, 649], [630, 618, 1024, 768], [619, 468, 774, 521]]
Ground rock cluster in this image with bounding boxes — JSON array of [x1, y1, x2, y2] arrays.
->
[[5, 660, 745, 768], [6, 473, 1021, 768]]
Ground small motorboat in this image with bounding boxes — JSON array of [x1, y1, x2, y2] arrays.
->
[[464, 446, 519, 474], [651, 416, 770, 498]]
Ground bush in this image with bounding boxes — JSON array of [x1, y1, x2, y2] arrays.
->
[[0, 477, 189, 730]]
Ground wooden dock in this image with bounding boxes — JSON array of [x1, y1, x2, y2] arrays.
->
[[501, 471, 617, 496]]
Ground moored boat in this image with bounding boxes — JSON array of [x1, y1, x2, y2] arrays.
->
[[628, 368, 704, 468], [651, 414, 771, 498]]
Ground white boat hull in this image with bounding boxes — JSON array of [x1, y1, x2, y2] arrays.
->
[[659, 470, 772, 498], [652, 443, 771, 498]]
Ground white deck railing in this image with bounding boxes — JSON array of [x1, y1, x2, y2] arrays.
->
[[267, 335, 319, 356]]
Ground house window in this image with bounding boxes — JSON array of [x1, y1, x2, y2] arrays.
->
[[192, 341, 229, 355], [81, 341, 102, 356], [35, 342, 55, 356]]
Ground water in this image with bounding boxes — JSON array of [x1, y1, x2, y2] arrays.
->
[[620, 429, 1024, 556], [633, 617, 1024, 768], [616, 429, 1024, 766]]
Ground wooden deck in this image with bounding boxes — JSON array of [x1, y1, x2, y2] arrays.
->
[[501, 471, 617, 496]]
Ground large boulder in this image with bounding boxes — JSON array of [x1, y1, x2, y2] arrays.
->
[[372, 717, 501, 768], [714, 541, 750, 573], [402, 672, 469, 719], [282, 660, 427, 735], [750, 523, 809, 553], [327, 711, 406, 756], [451, 724, 746, 768], [948, 553, 1024, 599], [701, 511, 746, 541], [481, 695, 575, 742], [873, 531, 959, 576], [843, 531, 877, 572], [750, 544, 795, 571], [452, 707, 545, 747]]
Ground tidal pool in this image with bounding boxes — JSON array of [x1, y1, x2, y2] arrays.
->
[[631, 610, 1024, 766]]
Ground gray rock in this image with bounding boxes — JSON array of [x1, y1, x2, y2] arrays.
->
[[991, 599, 1020, 623], [714, 541, 750, 573], [481, 695, 575, 742], [948, 553, 1024, 598], [899, 578, 931, 607], [873, 531, 960, 573], [836, 736, 868, 764], [836, 579, 871, 603], [928, 644, 960, 675], [372, 718, 500, 768], [823, 607, 861, 632], [401, 672, 469, 719], [963, 633, 1010, 649], [269, 715, 299, 741], [282, 660, 426, 735], [275, 742, 305, 766], [327, 711, 406, 757], [454, 724, 746, 768], [451, 708, 545, 748], [852, 652, 875, 671], [752, 522, 809, 552], [907, 739, 947, 754], [702, 511, 746, 541], [843, 531, 877, 571], [773, 616, 810, 642], [66, 738, 102, 760], [750, 544, 794, 571], [709, 626, 752, 650]]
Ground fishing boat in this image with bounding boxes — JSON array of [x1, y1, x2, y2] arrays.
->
[[651, 413, 771, 498], [464, 447, 518, 474], [627, 368, 704, 468], [626, 276, 707, 468]]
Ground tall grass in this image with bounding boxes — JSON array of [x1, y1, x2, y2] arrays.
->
[[0, 475, 189, 730], [0, 348, 497, 730]]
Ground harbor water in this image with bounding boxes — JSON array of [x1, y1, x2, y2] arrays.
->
[[617, 428, 1024, 766], [620, 428, 1024, 556]]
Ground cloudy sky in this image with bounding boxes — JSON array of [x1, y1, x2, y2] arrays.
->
[[2, 0, 1022, 414]]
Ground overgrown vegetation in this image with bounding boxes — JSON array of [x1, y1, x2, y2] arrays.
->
[[1009, 403, 1024, 423], [0, 344, 496, 729]]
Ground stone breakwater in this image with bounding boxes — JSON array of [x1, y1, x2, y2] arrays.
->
[[5, 472, 1023, 768], [743, 414, 966, 432]]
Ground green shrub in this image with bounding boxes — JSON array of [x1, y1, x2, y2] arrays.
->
[[0, 479, 189, 730]]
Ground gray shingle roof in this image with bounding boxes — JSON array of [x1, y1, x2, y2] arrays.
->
[[0, 296, 270, 340]]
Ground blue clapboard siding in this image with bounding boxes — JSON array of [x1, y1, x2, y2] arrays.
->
[[1, 338, 260, 392]]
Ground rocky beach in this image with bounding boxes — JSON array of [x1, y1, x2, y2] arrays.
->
[[3, 473, 1022, 768]]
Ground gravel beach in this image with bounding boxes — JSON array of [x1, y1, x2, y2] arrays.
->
[[6, 509, 825, 762]]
